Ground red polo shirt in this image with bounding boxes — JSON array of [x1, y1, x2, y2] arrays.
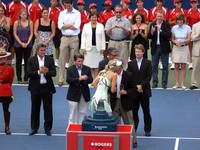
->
[[122, 8, 134, 20], [99, 9, 115, 25], [134, 8, 149, 23], [28, 3, 44, 24], [80, 10, 89, 31], [6, 1, 27, 26], [49, 7, 63, 28], [169, 8, 187, 27], [186, 8, 200, 28], [149, 6, 169, 22]]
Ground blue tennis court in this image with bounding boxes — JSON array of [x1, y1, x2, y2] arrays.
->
[[0, 85, 200, 150]]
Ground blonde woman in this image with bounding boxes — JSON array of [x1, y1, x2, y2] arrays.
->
[[90, 59, 121, 112], [13, 8, 33, 84]]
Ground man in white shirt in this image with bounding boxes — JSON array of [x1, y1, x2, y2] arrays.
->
[[57, 0, 81, 86], [27, 43, 56, 136]]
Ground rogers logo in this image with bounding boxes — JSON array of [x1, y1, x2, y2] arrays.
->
[[90, 142, 112, 147]]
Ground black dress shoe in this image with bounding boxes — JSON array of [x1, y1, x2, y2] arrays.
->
[[145, 131, 151, 137], [152, 83, 157, 88], [45, 130, 51, 136], [189, 85, 198, 90], [29, 130, 37, 135], [162, 84, 167, 89], [133, 142, 137, 148]]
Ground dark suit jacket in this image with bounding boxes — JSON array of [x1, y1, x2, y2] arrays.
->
[[110, 70, 134, 111], [27, 55, 56, 95], [148, 21, 171, 55], [98, 58, 109, 72], [67, 65, 93, 102], [127, 58, 152, 99]]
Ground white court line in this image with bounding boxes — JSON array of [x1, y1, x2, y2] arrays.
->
[[0, 132, 66, 136], [174, 138, 179, 150], [137, 136, 200, 140], [1, 132, 200, 140]]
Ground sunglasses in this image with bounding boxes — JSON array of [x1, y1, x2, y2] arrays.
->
[[191, 1, 197, 3], [115, 11, 122, 14]]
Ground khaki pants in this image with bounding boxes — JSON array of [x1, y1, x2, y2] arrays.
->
[[59, 36, 79, 82], [191, 56, 200, 87], [112, 98, 137, 143], [108, 40, 128, 69]]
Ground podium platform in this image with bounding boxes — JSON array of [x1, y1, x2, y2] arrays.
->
[[66, 124, 133, 150]]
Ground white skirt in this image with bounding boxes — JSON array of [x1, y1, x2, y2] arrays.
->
[[84, 46, 103, 68], [172, 45, 189, 63]]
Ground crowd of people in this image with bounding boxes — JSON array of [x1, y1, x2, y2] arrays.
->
[[1, 0, 200, 148], [0, 0, 199, 88]]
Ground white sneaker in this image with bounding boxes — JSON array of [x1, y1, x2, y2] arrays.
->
[[159, 63, 163, 70], [22, 59, 24, 65], [12, 59, 15, 65], [168, 57, 172, 64], [55, 59, 60, 67], [65, 63, 69, 68], [170, 63, 174, 70], [188, 63, 193, 70]]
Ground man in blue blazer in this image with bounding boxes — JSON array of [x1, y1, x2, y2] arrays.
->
[[67, 53, 93, 124]]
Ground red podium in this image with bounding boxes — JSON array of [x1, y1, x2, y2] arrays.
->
[[66, 124, 133, 150]]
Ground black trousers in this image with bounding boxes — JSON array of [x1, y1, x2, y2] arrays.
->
[[15, 47, 32, 81], [30, 84, 53, 132], [132, 94, 152, 132], [0, 97, 13, 112]]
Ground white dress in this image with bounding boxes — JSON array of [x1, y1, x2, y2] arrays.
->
[[90, 73, 112, 112]]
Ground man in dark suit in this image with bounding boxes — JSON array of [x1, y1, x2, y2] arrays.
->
[[27, 43, 56, 136], [98, 47, 118, 72], [67, 53, 93, 124], [148, 10, 171, 89], [110, 59, 137, 148], [127, 44, 152, 137]]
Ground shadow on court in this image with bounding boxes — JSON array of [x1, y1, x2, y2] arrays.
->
[[0, 86, 200, 150]]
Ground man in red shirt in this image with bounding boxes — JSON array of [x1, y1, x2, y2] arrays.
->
[[169, 0, 186, 27], [85, 3, 98, 23], [6, 0, 27, 64], [186, 0, 200, 69], [99, 0, 115, 25], [134, 0, 149, 24], [149, 0, 169, 22], [28, 0, 44, 25], [121, 0, 134, 21], [99, 0, 115, 58], [77, 0, 89, 48], [49, 0, 63, 67]]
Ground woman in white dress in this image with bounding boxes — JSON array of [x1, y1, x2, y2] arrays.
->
[[81, 13, 105, 78], [90, 59, 123, 113]]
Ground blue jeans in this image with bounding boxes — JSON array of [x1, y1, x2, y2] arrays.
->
[[152, 45, 169, 86]]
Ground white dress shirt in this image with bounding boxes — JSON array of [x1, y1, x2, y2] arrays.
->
[[37, 55, 47, 84], [58, 8, 81, 36], [117, 70, 123, 98]]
